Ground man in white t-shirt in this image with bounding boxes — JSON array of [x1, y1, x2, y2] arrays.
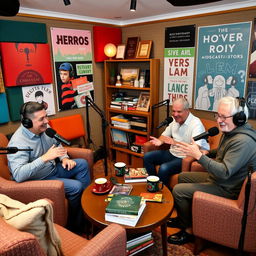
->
[[144, 98, 209, 188]]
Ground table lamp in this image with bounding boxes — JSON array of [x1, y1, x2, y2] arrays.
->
[[104, 43, 117, 59]]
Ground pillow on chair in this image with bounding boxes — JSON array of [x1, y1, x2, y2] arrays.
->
[[0, 194, 63, 256]]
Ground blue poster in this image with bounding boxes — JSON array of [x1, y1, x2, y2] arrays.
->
[[247, 81, 256, 119], [194, 22, 251, 111]]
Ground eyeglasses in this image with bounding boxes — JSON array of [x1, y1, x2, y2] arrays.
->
[[214, 113, 233, 121]]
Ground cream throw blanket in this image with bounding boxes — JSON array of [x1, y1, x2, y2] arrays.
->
[[0, 194, 63, 256]]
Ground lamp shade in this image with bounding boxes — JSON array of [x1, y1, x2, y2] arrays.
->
[[104, 43, 117, 58]]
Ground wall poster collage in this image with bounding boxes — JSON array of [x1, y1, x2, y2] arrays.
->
[[50, 27, 94, 111]]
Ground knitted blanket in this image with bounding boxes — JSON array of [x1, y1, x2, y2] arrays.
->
[[0, 194, 63, 256]]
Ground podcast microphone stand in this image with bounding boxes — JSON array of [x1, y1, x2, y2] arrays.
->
[[85, 97, 108, 176], [151, 99, 170, 134], [0, 147, 33, 154]]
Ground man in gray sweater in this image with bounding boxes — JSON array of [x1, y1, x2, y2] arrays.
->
[[168, 96, 256, 245]]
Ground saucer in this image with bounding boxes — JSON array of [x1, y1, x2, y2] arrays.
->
[[91, 182, 112, 195]]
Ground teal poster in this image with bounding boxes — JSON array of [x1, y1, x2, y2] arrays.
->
[[194, 22, 251, 111]]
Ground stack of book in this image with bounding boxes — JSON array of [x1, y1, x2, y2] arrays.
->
[[105, 194, 146, 227], [111, 114, 131, 129], [126, 232, 154, 256], [129, 116, 147, 131], [110, 95, 139, 111], [124, 168, 148, 183]]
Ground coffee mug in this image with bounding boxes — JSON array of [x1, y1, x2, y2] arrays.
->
[[146, 175, 163, 192], [114, 162, 126, 177], [95, 178, 108, 192]]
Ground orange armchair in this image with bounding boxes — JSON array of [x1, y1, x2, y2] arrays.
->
[[192, 172, 256, 254], [0, 132, 94, 226], [0, 210, 126, 256]]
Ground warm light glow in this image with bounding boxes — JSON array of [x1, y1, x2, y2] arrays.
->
[[104, 43, 117, 58]]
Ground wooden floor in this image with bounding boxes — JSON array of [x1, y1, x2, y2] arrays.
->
[[92, 159, 242, 256]]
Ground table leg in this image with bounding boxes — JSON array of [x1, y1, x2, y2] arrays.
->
[[161, 222, 168, 256]]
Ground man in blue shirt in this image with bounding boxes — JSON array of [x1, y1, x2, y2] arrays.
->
[[7, 101, 91, 234]]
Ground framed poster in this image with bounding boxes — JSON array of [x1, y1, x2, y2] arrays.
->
[[111, 129, 128, 148], [120, 68, 139, 85], [136, 92, 150, 111], [116, 44, 126, 59]]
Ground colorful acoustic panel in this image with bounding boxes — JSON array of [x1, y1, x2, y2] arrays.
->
[[0, 20, 47, 43], [0, 43, 53, 87], [0, 93, 10, 123], [93, 26, 122, 62]]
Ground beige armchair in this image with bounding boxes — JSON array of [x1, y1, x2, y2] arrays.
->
[[0, 132, 94, 226]]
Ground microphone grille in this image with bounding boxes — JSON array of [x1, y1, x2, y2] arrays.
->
[[45, 128, 56, 138], [166, 117, 173, 123], [208, 127, 219, 136]]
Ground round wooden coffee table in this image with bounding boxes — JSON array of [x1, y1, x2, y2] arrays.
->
[[81, 178, 174, 256]]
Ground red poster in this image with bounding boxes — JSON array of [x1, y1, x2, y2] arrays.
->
[[0, 42, 52, 87]]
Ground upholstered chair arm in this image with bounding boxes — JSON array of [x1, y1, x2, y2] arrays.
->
[[192, 191, 241, 246], [0, 177, 67, 226], [66, 147, 94, 180], [80, 224, 126, 256], [181, 156, 196, 172], [0, 217, 45, 256]]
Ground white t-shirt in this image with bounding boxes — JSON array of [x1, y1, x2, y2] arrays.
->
[[161, 113, 210, 158]]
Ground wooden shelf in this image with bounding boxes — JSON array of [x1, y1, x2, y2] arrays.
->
[[104, 58, 160, 166]]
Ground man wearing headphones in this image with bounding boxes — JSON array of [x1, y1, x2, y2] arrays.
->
[[167, 96, 256, 245], [7, 101, 91, 234], [59, 62, 78, 110]]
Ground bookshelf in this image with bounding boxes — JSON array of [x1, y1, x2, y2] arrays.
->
[[104, 59, 160, 167]]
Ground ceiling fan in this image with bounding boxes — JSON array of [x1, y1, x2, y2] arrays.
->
[[166, 0, 222, 6]]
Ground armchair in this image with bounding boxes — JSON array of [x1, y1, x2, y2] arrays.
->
[[0, 211, 126, 256], [0, 132, 94, 226], [192, 172, 256, 254], [143, 118, 221, 188]]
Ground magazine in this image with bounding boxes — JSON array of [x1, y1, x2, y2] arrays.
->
[[109, 184, 133, 195]]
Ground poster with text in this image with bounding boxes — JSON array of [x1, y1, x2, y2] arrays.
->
[[22, 84, 56, 116], [164, 25, 195, 106], [246, 81, 256, 119], [194, 22, 251, 111], [249, 19, 256, 78], [50, 27, 94, 111]]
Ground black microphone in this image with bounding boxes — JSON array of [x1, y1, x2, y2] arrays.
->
[[156, 117, 173, 129], [193, 127, 219, 141], [0, 147, 33, 154], [45, 128, 71, 146]]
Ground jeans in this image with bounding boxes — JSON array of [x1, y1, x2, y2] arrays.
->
[[143, 150, 182, 187], [45, 158, 90, 232]]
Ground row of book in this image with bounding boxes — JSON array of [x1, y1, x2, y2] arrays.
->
[[110, 95, 138, 110], [111, 114, 147, 131]]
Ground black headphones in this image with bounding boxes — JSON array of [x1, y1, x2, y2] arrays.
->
[[20, 102, 33, 129], [233, 97, 247, 127]]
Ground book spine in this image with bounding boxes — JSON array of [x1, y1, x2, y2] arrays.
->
[[106, 208, 139, 215], [127, 239, 154, 255]]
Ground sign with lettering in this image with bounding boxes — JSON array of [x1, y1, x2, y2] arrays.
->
[[194, 22, 251, 111], [50, 27, 94, 111], [163, 25, 195, 105]]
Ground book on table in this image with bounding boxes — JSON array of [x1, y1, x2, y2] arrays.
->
[[105, 194, 146, 227], [127, 239, 154, 256], [140, 192, 163, 202], [124, 167, 148, 183], [109, 184, 133, 195]]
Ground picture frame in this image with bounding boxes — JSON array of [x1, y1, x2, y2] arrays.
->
[[111, 129, 128, 148], [136, 40, 152, 59], [116, 44, 126, 59], [136, 92, 150, 111], [125, 37, 139, 59], [120, 68, 139, 85]]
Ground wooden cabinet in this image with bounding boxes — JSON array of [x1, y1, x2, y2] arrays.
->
[[104, 59, 159, 167]]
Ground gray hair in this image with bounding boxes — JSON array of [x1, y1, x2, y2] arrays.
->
[[217, 96, 249, 120], [173, 98, 190, 110]]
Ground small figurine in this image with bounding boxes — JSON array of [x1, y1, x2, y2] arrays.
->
[[115, 75, 122, 86]]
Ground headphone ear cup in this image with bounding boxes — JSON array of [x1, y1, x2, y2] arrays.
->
[[233, 97, 246, 126], [21, 117, 33, 128]]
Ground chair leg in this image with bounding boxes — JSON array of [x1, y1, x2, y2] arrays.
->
[[193, 236, 207, 255]]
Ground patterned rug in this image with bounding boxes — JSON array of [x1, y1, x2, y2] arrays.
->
[[138, 230, 199, 256]]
